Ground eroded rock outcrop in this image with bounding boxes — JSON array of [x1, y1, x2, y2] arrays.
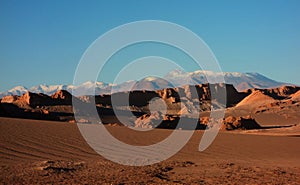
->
[[199, 116, 261, 130], [222, 116, 261, 130], [51, 90, 73, 105], [1, 95, 18, 103], [134, 112, 206, 130], [134, 111, 163, 129]]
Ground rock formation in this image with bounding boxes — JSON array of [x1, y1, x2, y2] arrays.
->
[[222, 116, 261, 130]]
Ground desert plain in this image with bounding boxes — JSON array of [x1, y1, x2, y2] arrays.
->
[[0, 117, 300, 184]]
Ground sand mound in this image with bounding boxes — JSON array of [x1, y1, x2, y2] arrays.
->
[[235, 90, 276, 108], [291, 90, 300, 101]]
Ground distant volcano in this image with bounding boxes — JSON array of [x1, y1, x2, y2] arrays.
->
[[0, 70, 289, 98]]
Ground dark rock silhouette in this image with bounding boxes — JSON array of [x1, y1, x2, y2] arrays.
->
[[222, 116, 261, 130], [0, 84, 299, 130]]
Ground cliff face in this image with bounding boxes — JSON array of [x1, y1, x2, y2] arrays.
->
[[2, 84, 300, 111], [1, 83, 300, 130], [4, 82, 286, 114], [243, 86, 300, 99], [0, 91, 76, 121], [1, 95, 18, 103], [263, 86, 300, 99], [19, 92, 55, 107], [5, 90, 75, 108], [93, 83, 247, 109]]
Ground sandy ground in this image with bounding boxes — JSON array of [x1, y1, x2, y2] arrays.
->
[[0, 117, 300, 184]]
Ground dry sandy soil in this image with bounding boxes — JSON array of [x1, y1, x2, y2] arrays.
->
[[0, 117, 300, 184]]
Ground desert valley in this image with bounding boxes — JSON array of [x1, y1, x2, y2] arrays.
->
[[1, 76, 300, 184], [2, 0, 300, 183]]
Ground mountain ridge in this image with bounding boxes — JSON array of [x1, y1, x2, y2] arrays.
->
[[0, 70, 290, 98]]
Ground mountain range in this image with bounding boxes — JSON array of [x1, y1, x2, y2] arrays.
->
[[0, 70, 288, 98]]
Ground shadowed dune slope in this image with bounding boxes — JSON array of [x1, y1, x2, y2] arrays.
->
[[291, 90, 300, 101]]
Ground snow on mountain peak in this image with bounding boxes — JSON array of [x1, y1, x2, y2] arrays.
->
[[143, 76, 160, 81], [0, 70, 288, 98], [7, 86, 28, 93]]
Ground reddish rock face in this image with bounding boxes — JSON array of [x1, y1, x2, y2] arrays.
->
[[51, 90, 73, 105], [222, 116, 261, 130], [134, 111, 163, 129], [265, 86, 300, 99], [1, 90, 74, 109], [0, 84, 299, 129], [0, 91, 75, 121], [14, 92, 55, 108], [1, 95, 18, 103]]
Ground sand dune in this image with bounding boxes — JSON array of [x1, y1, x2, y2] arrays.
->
[[291, 90, 300, 101], [0, 117, 299, 184], [235, 90, 276, 108]]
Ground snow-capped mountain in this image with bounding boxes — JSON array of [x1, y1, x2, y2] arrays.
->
[[6, 86, 28, 96], [0, 82, 113, 98], [28, 84, 72, 95], [72, 81, 112, 95], [0, 70, 289, 98], [164, 70, 287, 91]]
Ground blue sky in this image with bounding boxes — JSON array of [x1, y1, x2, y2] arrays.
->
[[1, 0, 300, 91]]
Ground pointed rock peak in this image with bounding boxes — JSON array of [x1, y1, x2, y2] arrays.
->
[[14, 91, 39, 107], [51, 90, 72, 99], [21, 91, 33, 98]]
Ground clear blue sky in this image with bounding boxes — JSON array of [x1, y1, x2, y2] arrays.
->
[[1, 0, 300, 91]]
